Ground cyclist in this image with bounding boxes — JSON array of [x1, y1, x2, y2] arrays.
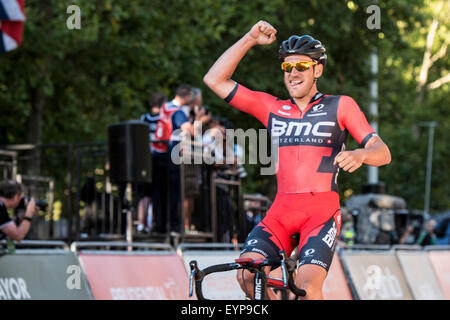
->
[[203, 20, 391, 300]]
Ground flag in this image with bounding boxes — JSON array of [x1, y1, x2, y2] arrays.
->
[[0, 0, 26, 53]]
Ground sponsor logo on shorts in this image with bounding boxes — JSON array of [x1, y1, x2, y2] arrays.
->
[[298, 259, 328, 269], [311, 259, 328, 269], [251, 248, 268, 257], [247, 239, 258, 245], [336, 214, 341, 225], [304, 249, 315, 257], [322, 222, 337, 248]]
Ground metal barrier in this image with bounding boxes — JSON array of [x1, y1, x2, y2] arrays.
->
[[1, 143, 74, 241], [0, 240, 69, 250], [392, 245, 424, 251], [424, 245, 450, 251], [0, 149, 18, 179], [70, 241, 174, 253], [1, 140, 253, 246], [209, 170, 243, 243], [341, 244, 391, 251], [176, 242, 242, 256]]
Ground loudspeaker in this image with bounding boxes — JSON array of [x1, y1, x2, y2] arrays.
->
[[362, 182, 386, 194], [108, 120, 152, 184]]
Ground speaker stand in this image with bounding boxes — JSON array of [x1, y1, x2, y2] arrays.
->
[[125, 182, 133, 251]]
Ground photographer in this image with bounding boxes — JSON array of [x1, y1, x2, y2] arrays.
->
[[0, 180, 38, 241]]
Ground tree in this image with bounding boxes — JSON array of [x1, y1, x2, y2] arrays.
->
[[1, 0, 448, 212]]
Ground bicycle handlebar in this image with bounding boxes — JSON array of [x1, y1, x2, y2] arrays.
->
[[188, 250, 306, 300]]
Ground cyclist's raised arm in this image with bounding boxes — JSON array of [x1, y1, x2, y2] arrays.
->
[[203, 20, 277, 99]]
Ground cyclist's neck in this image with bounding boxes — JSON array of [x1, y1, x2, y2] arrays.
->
[[292, 87, 319, 113]]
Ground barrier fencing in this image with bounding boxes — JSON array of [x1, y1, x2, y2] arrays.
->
[[71, 241, 191, 300], [0, 240, 92, 300], [1, 240, 449, 300], [0, 142, 254, 245]]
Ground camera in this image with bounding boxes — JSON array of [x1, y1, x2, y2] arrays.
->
[[202, 105, 210, 115], [35, 199, 48, 211], [16, 197, 48, 211]]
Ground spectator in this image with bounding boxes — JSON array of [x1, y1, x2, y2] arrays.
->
[[338, 208, 355, 246], [435, 216, 450, 244], [0, 180, 38, 241], [151, 84, 209, 234], [415, 219, 438, 246], [398, 224, 416, 245], [137, 91, 167, 233], [141, 91, 167, 153], [203, 117, 241, 242], [181, 87, 210, 233], [184, 87, 203, 121]]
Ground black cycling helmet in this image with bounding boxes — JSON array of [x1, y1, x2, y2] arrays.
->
[[278, 35, 327, 67]]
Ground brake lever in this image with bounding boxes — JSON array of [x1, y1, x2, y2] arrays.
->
[[278, 250, 288, 287]]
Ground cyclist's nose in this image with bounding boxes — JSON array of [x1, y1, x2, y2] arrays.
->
[[289, 68, 305, 80]]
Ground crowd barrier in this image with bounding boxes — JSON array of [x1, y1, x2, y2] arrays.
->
[[71, 242, 192, 300], [176, 243, 355, 300], [322, 252, 354, 300], [339, 245, 414, 299], [0, 240, 93, 300], [1, 240, 449, 300], [338, 244, 450, 300], [177, 243, 245, 300], [395, 246, 445, 299], [425, 246, 450, 299]]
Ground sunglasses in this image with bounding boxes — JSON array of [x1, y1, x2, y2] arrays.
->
[[281, 61, 317, 72]]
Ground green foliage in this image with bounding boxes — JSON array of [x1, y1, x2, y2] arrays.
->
[[0, 0, 448, 212]]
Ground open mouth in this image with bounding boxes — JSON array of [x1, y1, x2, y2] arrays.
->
[[289, 79, 304, 87]]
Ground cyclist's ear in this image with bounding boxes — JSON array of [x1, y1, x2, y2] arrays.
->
[[313, 63, 323, 80]]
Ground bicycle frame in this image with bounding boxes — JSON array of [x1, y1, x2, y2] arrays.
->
[[188, 250, 306, 300]]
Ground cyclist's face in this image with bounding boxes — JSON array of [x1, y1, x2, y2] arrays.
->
[[283, 54, 322, 99]]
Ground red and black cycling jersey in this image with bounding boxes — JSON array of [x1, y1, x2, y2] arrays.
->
[[224, 82, 377, 194]]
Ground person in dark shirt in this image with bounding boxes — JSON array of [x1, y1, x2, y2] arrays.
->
[[137, 91, 167, 233], [416, 219, 437, 246], [0, 180, 38, 241]]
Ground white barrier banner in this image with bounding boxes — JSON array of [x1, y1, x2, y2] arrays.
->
[[181, 250, 245, 300]]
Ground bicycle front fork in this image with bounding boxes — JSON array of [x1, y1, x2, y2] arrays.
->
[[253, 269, 267, 300]]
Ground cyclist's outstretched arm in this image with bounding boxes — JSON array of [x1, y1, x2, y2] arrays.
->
[[203, 20, 277, 98]]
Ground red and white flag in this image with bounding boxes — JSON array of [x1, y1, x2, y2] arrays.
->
[[0, 0, 26, 53]]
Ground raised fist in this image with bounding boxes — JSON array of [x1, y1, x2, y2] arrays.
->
[[247, 20, 277, 45]]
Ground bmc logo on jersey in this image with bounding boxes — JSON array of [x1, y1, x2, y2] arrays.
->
[[271, 118, 335, 138]]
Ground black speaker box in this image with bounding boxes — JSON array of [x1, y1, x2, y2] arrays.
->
[[108, 120, 152, 184]]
